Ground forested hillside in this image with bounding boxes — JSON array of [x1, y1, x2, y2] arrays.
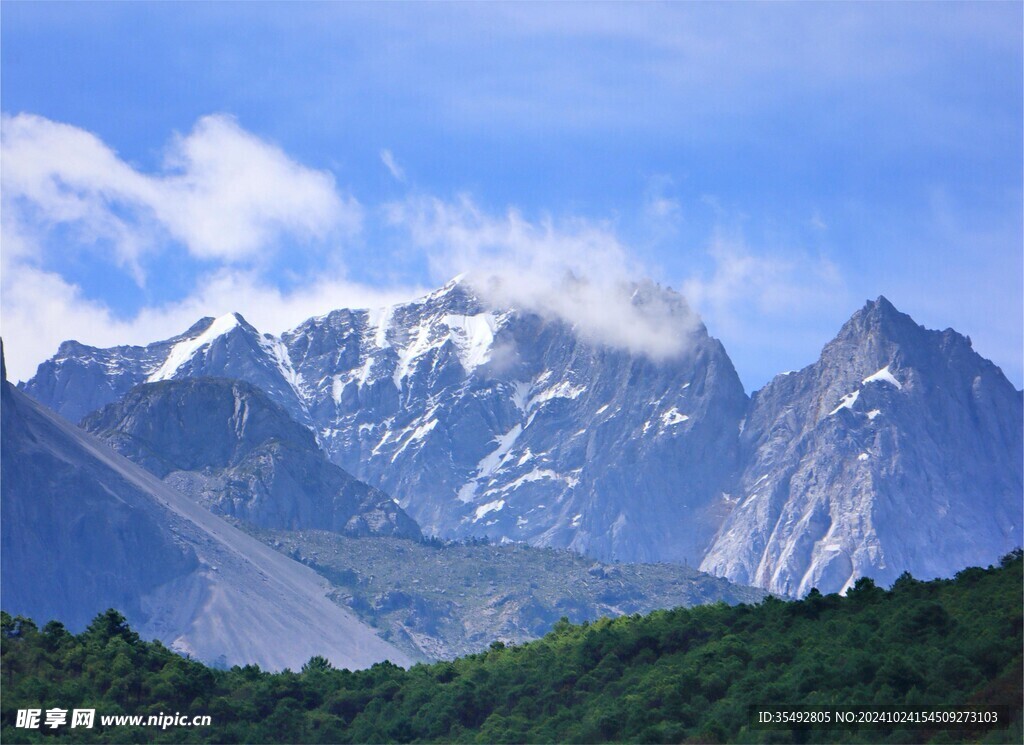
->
[[3, 552, 1021, 744]]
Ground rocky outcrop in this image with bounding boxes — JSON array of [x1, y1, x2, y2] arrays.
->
[[81, 377, 420, 539]]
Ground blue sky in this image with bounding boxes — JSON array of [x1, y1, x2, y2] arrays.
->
[[1, 2, 1021, 390]]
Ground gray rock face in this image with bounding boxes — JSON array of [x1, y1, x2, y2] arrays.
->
[[700, 297, 1023, 595], [0, 351, 411, 670], [81, 378, 421, 539]]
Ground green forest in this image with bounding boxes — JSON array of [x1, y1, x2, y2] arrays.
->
[[2, 552, 1021, 744]]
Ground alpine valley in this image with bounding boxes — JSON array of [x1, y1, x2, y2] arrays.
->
[[6, 278, 1022, 667]]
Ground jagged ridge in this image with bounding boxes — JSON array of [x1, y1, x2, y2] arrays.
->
[[19, 286, 1024, 594]]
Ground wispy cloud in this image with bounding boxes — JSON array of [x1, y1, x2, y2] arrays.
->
[[387, 195, 702, 361], [379, 149, 406, 183], [309, 2, 1019, 144], [682, 236, 844, 319], [643, 175, 683, 224], [680, 231, 850, 382]]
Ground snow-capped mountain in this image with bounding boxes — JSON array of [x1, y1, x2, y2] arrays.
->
[[80, 377, 421, 539], [1, 347, 411, 671], [700, 297, 1023, 595], [21, 283, 1023, 594], [23, 278, 748, 565], [281, 279, 748, 564]]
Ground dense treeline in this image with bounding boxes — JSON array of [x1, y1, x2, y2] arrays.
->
[[2, 552, 1021, 744]]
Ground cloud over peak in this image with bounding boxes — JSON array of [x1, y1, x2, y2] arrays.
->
[[388, 195, 702, 360]]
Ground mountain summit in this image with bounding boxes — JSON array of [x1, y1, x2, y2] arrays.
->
[[24, 311, 308, 427], [701, 296, 1023, 594], [280, 279, 747, 564]]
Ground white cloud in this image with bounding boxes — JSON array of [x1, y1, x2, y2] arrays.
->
[[387, 195, 701, 360], [157, 115, 360, 260], [380, 149, 406, 182], [647, 196, 682, 221], [1, 113, 360, 270]]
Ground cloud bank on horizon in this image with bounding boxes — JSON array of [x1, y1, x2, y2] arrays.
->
[[0, 3, 1020, 388]]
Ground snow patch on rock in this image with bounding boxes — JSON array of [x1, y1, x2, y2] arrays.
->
[[661, 407, 690, 426], [474, 499, 505, 521], [147, 314, 240, 382], [829, 390, 860, 416], [862, 365, 902, 390]]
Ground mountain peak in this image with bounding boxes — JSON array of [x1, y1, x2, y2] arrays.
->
[[834, 294, 923, 347], [416, 275, 484, 313], [869, 294, 896, 313], [146, 313, 244, 382], [187, 312, 255, 336], [82, 376, 421, 540], [425, 274, 470, 296], [446, 272, 468, 288], [629, 279, 694, 316], [859, 294, 904, 321], [184, 316, 216, 335]]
